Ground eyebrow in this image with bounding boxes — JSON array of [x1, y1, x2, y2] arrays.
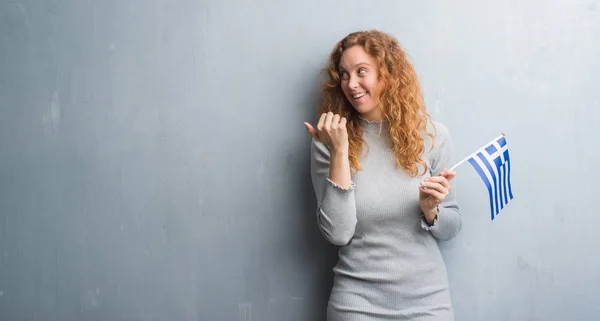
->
[[338, 62, 372, 71]]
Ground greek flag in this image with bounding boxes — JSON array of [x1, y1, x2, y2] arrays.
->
[[466, 134, 514, 220]]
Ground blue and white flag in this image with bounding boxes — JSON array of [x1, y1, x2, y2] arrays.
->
[[453, 134, 514, 220]]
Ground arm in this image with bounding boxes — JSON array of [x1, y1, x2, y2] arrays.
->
[[310, 138, 357, 245], [420, 122, 463, 241]]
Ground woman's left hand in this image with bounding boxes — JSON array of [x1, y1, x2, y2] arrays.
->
[[419, 169, 456, 224]]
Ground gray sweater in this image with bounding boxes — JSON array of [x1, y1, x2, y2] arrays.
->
[[310, 117, 462, 321]]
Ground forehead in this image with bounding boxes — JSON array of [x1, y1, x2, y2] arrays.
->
[[339, 45, 376, 69]]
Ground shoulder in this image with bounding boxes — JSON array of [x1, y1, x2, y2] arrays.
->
[[424, 119, 452, 151], [432, 121, 451, 145], [425, 119, 450, 139], [426, 120, 455, 173]]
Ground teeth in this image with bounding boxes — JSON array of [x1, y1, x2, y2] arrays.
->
[[353, 93, 366, 99]]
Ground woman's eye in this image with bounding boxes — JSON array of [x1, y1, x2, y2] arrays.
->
[[340, 72, 349, 80], [358, 68, 366, 75]]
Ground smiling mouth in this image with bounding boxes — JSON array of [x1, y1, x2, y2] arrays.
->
[[352, 92, 367, 99]]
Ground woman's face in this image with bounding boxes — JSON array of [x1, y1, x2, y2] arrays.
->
[[338, 45, 384, 121]]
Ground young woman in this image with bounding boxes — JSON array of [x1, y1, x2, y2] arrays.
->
[[303, 30, 463, 321]]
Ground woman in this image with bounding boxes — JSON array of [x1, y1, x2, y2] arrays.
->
[[303, 30, 463, 321]]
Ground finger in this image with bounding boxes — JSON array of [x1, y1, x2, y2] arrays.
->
[[424, 176, 450, 189], [324, 112, 334, 131], [340, 117, 347, 128], [332, 114, 340, 127], [437, 175, 452, 190], [419, 186, 447, 197], [303, 122, 314, 132], [438, 177, 451, 190], [439, 168, 456, 181], [420, 181, 447, 194], [419, 185, 445, 201], [303, 122, 318, 139], [317, 113, 327, 131]]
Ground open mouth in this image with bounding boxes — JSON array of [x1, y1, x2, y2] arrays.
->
[[352, 92, 367, 100]]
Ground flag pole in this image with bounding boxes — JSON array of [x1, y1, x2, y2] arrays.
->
[[449, 132, 505, 171]]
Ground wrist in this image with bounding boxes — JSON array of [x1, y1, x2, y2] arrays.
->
[[331, 144, 349, 155], [424, 207, 439, 225]]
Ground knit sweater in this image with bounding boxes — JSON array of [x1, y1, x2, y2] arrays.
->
[[310, 118, 462, 321]]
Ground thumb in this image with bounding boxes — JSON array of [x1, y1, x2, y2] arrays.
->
[[303, 122, 318, 139], [438, 168, 456, 181]]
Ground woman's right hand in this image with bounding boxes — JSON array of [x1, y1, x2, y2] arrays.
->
[[303, 112, 349, 152]]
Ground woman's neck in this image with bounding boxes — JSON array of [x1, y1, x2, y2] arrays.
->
[[359, 108, 384, 122]]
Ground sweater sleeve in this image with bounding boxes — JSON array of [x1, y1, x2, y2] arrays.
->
[[310, 138, 357, 246], [420, 122, 463, 241]]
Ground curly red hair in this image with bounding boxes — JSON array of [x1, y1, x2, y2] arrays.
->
[[319, 30, 434, 177]]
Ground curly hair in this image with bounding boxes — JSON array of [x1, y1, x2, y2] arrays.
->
[[319, 30, 434, 177]]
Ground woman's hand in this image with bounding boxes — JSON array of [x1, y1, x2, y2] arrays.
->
[[304, 112, 349, 153], [419, 169, 456, 224]]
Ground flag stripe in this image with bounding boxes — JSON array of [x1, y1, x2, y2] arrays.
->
[[500, 162, 506, 207], [468, 158, 496, 220], [504, 162, 511, 204], [504, 149, 514, 199], [472, 154, 498, 217], [494, 156, 505, 212], [477, 152, 499, 216], [498, 164, 508, 209]]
